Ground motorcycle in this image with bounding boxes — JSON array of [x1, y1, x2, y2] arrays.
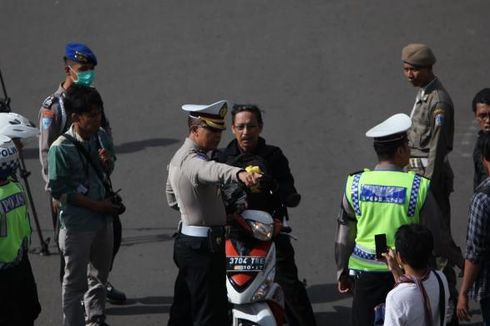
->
[[223, 166, 285, 326]]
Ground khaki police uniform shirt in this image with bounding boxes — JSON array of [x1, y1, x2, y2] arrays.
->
[[408, 78, 454, 179], [166, 137, 243, 226]]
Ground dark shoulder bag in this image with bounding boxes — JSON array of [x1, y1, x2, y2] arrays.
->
[[433, 270, 446, 326], [63, 133, 125, 215]]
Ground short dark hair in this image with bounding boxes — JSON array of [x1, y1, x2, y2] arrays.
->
[[472, 88, 490, 113], [373, 137, 407, 161], [231, 104, 263, 126], [187, 116, 203, 129], [395, 224, 433, 270], [64, 85, 103, 116]]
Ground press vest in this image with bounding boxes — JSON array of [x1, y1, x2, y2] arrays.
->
[[0, 180, 31, 269], [345, 170, 430, 272]]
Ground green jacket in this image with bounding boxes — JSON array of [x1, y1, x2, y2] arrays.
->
[[48, 126, 115, 231]]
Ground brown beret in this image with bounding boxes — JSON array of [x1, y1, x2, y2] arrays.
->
[[401, 43, 436, 67]]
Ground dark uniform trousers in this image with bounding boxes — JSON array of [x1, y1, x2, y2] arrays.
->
[[352, 272, 394, 326], [275, 234, 317, 326], [168, 233, 228, 326], [0, 254, 41, 326]]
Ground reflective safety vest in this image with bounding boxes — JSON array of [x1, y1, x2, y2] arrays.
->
[[345, 170, 430, 272], [0, 180, 31, 269]]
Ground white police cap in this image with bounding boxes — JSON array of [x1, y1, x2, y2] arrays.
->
[[365, 113, 412, 142], [182, 100, 229, 130]]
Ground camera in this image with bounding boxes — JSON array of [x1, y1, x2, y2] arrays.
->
[[109, 191, 126, 215]]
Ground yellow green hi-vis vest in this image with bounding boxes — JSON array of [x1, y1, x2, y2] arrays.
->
[[0, 180, 31, 269], [345, 170, 429, 272]]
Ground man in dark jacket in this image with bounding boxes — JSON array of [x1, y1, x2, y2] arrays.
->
[[217, 104, 316, 326]]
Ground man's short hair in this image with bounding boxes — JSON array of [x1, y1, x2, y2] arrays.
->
[[395, 224, 433, 270], [373, 137, 406, 161], [64, 85, 103, 116], [231, 104, 263, 126], [187, 116, 203, 130], [472, 88, 490, 113]]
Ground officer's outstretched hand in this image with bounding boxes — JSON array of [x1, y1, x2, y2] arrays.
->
[[238, 171, 262, 188]]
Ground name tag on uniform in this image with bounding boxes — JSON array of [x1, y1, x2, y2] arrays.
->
[[360, 185, 406, 204]]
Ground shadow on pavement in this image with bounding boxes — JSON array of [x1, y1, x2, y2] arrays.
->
[[106, 296, 172, 316], [20, 137, 180, 159], [314, 306, 351, 324], [308, 283, 351, 304]]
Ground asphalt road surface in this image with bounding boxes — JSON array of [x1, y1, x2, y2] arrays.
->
[[1, 1, 489, 325]]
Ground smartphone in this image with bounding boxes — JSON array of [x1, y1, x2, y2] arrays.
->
[[374, 234, 388, 259]]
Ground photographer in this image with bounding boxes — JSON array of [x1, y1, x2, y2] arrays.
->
[[48, 85, 121, 326]]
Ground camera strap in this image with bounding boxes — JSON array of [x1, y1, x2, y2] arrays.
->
[[62, 133, 114, 195]]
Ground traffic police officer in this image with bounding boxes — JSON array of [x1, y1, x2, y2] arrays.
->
[[166, 100, 261, 326], [0, 135, 41, 325], [335, 113, 463, 326], [38, 42, 125, 304]]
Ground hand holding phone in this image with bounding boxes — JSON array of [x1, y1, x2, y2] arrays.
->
[[375, 234, 388, 259]]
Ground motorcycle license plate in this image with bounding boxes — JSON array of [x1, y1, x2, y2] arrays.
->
[[226, 256, 266, 271]]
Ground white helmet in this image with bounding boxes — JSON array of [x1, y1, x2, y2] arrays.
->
[[0, 112, 39, 140], [0, 135, 18, 178]]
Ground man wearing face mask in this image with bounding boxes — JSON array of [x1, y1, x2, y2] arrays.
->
[[38, 42, 126, 305]]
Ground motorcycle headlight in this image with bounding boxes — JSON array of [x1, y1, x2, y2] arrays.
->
[[246, 220, 273, 241]]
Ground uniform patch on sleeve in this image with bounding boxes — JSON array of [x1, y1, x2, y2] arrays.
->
[[41, 111, 54, 129], [42, 116, 53, 129], [435, 113, 445, 126]]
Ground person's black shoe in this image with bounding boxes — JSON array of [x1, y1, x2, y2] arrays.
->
[[106, 282, 126, 304]]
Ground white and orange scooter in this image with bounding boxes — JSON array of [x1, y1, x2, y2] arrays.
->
[[225, 209, 285, 326]]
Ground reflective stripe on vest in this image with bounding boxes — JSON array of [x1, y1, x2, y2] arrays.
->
[[0, 181, 31, 269], [345, 170, 430, 272]]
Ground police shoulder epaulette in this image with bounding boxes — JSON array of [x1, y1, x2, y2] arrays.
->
[[42, 95, 58, 108], [349, 168, 369, 176], [195, 151, 208, 161]]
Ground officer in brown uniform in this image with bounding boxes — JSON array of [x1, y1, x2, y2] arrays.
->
[[166, 100, 261, 326], [38, 42, 125, 304], [402, 43, 461, 325], [402, 43, 454, 229]]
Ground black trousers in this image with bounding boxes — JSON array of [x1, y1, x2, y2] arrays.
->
[[168, 233, 228, 326], [0, 255, 41, 326], [275, 234, 317, 326], [352, 272, 394, 326], [58, 215, 122, 282]]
